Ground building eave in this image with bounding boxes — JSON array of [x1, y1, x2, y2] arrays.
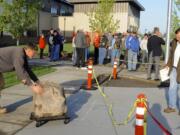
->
[[55, 0, 74, 7], [68, 0, 145, 11]]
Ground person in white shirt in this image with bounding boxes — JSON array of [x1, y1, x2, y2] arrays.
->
[[72, 32, 77, 66], [140, 34, 148, 64], [164, 27, 180, 115]]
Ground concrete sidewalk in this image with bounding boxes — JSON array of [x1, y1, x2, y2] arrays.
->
[[15, 87, 180, 135], [0, 60, 113, 135], [0, 59, 179, 135]]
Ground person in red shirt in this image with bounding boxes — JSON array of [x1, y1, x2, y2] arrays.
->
[[39, 34, 46, 59], [93, 32, 100, 64]]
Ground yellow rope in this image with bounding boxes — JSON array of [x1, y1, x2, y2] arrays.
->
[[92, 69, 147, 126]]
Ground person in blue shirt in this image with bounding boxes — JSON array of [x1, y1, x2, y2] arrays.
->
[[126, 31, 140, 71]]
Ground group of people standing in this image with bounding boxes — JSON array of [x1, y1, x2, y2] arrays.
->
[[71, 27, 167, 82], [92, 30, 140, 69], [38, 28, 64, 61], [72, 27, 180, 116]]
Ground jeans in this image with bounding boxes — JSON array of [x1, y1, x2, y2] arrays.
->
[[111, 49, 120, 65], [72, 47, 77, 65], [168, 68, 180, 109], [147, 52, 160, 79], [128, 50, 137, 70], [98, 48, 107, 64], [85, 47, 90, 62], [50, 45, 60, 61], [107, 48, 112, 59]]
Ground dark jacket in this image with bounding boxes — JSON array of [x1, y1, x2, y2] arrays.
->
[[167, 39, 180, 83], [53, 34, 61, 45], [147, 35, 165, 56], [0, 47, 38, 86], [74, 31, 87, 48]]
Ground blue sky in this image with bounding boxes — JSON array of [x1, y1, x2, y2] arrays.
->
[[138, 0, 168, 34]]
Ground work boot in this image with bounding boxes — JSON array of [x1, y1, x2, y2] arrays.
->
[[164, 107, 176, 113], [0, 106, 7, 114]]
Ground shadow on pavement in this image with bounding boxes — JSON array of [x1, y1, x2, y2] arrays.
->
[[0, 130, 7, 135], [61, 80, 86, 88], [66, 91, 91, 121], [60, 79, 86, 94], [147, 103, 172, 135], [5, 97, 32, 113]]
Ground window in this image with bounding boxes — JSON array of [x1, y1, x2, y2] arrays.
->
[[51, 6, 58, 15], [60, 5, 73, 16]]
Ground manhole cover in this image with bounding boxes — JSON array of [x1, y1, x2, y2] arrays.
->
[[104, 77, 161, 88]]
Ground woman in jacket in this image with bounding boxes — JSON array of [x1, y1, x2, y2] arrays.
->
[[39, 34, 46, 59]]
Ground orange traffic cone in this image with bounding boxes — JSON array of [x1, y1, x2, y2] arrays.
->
[[113, 59, 118, 80], [87, 59, 93, 89], [82, 59, 97, 90], [135, 93, 147, 135]]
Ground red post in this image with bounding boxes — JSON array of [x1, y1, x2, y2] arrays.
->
[[135, 93, 147, 135], [113, 59, 117, 80], [87, 59, 93, 89]]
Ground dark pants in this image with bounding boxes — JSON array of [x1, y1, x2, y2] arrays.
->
[[147, 52, 160, 79], [48, 44, 51, 57], [40, 49, 44, 59], [76, 48, 85, 67], [59, 44, 64, 58], [94, 47, 99, 64]]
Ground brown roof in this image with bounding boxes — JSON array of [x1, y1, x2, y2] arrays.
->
[[68, 0, 145, 11]]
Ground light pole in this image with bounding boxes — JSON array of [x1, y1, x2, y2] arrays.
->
[[165, 0, 173, 63], [64, 17, 66, 38], [37, 11, 40, 36]]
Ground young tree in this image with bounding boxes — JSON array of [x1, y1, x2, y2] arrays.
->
[[0, 0, 42, 45], [87, 0, 120, 34]]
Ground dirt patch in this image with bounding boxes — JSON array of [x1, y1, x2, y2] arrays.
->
[[104, 77, 160, 88]]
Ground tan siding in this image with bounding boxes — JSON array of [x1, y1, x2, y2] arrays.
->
[[113, 3, 128, 13], [57, 11, 128, 33], [74, 3, 128, 13], [74, 3, 97, 12], [128, 4, 140, 29], [38, 1, 142, 38], [39, 11, 53, 34]]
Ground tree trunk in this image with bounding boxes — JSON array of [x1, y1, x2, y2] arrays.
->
[[16, 39, 20, 46]]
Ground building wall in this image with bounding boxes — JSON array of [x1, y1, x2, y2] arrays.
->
[[128, 4, 140, 30], [38, 2, 141, 38], [56, 2, 132, 35], [39, 11, 53, 34]]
